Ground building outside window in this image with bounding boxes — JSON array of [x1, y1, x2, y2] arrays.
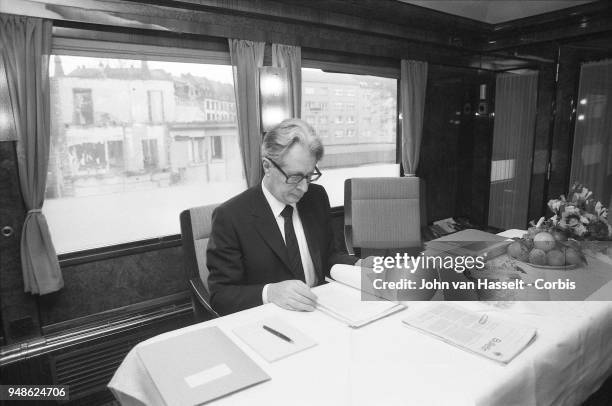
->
[[45, 50, 245, 253], [302, 67, 398, 206]]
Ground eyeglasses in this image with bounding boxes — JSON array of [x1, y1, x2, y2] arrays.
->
[[265, 157, 322, 184]]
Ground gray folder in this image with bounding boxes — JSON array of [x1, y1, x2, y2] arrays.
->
[[137, 326, 270, 405]]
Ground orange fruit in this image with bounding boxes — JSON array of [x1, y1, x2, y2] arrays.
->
[[533, 232, 556, 252], [507, 241, 529, 261], [565, 248, 583, 266], [546, 249, 565, 266], [529, 248, 547, 265]]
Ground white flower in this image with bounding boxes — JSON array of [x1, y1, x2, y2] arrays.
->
[[548, 199, 562, 212], [564, 205, 580, 216], [572, 223, 588, 236], [595, 201, 609, 219]]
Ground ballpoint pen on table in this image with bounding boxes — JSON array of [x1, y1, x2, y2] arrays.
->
[[262, 325, 293, 343]]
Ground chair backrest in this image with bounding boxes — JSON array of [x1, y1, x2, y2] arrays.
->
[[180, 204, 218, 293], [344, 177, 421, 254]]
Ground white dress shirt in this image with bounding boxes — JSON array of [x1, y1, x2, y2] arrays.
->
[[261, 181, 317, 303]]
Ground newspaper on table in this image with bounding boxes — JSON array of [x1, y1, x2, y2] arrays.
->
[[402, 303, 536, 364]]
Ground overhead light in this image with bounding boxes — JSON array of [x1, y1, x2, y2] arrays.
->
[[580, 98, 587, 105]]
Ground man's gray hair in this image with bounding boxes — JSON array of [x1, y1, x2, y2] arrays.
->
[[261, 118, 324, 163]]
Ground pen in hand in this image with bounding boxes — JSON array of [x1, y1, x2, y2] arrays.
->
[[263, 325, 293, 343]]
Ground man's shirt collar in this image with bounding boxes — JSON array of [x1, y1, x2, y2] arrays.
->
[[261, 180, 296, 218]]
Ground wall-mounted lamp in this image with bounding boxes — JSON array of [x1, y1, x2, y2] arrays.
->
[[259, 66, 291, 133], [479, 84, 487, 100], [477, 83, 488, 115]]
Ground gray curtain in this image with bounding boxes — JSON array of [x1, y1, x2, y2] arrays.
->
[[570, 60, 612, 208], [272, 44, 301, 118], [488, 72, 539, 229], [229, 39, 265, 187], [400, 60, 428, 176], [0, 14, 63, 294]]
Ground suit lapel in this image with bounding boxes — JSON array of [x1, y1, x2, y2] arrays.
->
[[298, 198, 323, 283], [251, 185, 293, 274]]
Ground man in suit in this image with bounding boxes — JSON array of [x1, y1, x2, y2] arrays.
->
[[207, 118, 360, 315]]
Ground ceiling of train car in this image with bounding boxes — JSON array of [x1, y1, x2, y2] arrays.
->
[[399, 0, 597, 23]]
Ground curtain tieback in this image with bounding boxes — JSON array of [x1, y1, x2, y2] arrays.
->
[[27, 209, 42, 214]]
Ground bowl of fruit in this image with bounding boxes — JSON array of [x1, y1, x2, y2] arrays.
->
[[506, 227, 587, 269]]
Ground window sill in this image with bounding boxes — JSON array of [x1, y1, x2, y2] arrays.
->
[[57, 207, 344, 266], [58, 234, 182, 267]]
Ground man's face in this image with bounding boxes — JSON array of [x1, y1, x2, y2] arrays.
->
[[263, 143, 317, 205]]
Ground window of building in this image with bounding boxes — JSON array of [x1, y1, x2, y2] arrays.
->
[[142, 139, 159, 169], [73, 88, 94, 125], [45, 44, 245, 253], [194, 137, 206, 163], [302, 67, 398, 206], [212, 136, 223, 159], [148, 90, 164, 122]]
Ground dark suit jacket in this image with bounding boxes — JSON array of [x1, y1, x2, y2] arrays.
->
[[207, 183, 357, 315]]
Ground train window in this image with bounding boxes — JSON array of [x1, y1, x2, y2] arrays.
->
[[45, 52, 246, 253], [302, 68, 399, 207]]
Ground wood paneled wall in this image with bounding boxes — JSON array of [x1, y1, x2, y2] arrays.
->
[[418, 66, 495, 227]]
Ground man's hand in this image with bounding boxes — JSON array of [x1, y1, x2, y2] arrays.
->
[[267, 280, 317, 311]]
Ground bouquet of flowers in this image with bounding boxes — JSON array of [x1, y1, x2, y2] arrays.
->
[[545, 182, 612, 240]]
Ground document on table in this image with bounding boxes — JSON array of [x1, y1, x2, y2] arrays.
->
[[425, 228, 512, 260], [233, 317, 317, 362], [402, 303, 537, 364], [137, 326, 270, 405], [316, 264, 405, 328]]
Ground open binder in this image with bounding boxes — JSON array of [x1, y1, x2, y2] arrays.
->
[[316, 264, 405, 328]]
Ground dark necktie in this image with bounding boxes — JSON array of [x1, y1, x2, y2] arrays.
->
[[280, 205, 305, 282]]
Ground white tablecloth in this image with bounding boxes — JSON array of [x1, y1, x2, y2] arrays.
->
[[109, 298, 612, 406], [110, 229, 612, 405]]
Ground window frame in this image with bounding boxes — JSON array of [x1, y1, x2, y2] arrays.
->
[[50, 37, 236, 263], [51, 38, 402, 261]]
